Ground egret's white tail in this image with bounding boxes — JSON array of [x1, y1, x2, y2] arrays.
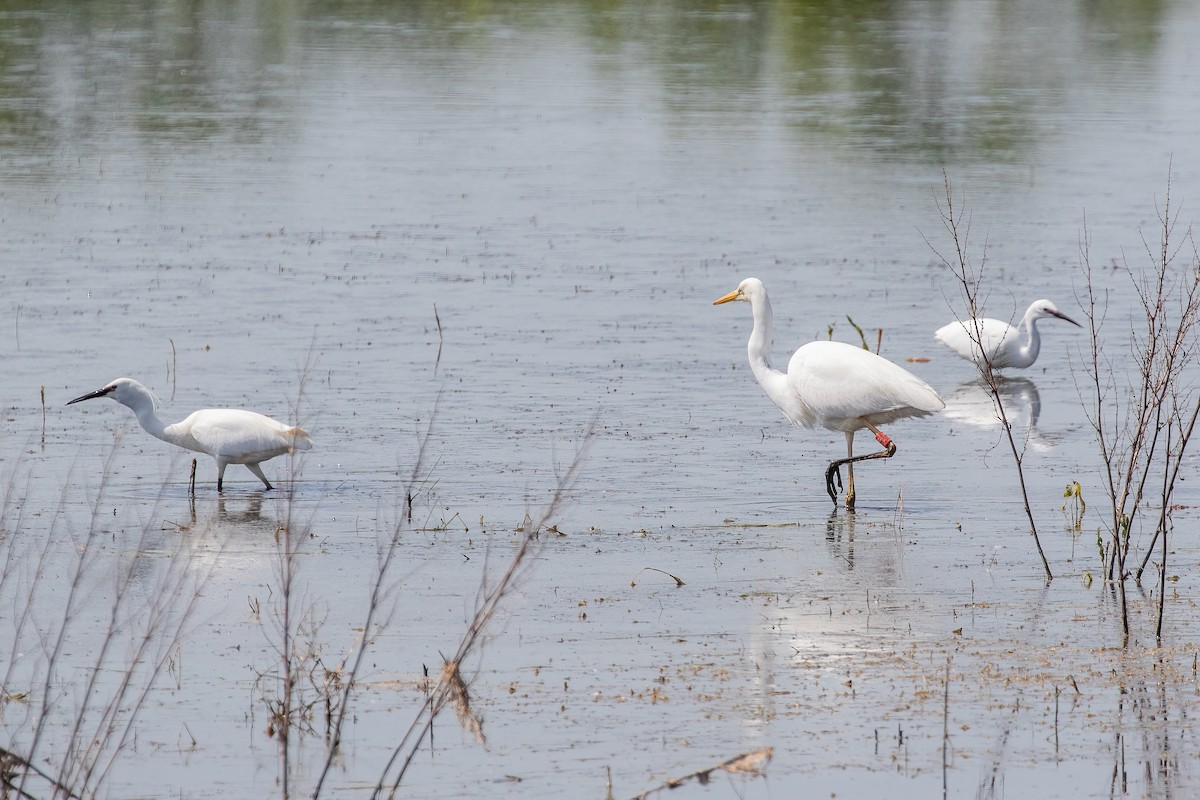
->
[[288, 427, 314, 451]]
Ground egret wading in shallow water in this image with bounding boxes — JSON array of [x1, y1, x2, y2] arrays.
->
[[67, 377, 313, 492], [934, 299, 1081, 370], [714, 278, 944, 510]]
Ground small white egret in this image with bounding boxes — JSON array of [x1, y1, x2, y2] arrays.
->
[[934, 299, 1080, 370], [67, 377, 313, 492], [714, 278, 944, 509]]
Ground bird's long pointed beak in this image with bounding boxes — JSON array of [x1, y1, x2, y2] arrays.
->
[[713, 289, 740, 305], [1053, 310, 1082, 327], [66, 386, 113, 405]]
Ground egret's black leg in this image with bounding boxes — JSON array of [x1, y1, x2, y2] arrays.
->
[[824, 425, 898, 508], [824, 463, 843, 504]]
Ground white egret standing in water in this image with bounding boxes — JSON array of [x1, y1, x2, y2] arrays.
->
[[934, 299, 1080, 370], [67, 377, 313, 491], [714, 278, 944, 509]]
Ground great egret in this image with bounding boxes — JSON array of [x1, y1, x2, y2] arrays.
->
[[67, 377, 313, 491], [934, 299, 1080, 370], [714, 277, 944, 509]]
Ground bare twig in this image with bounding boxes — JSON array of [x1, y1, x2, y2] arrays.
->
[[434, 304, 444, 372], [1075, 166, 1200, 640], [370, 419, 595, 800], [942, 657, 952, 799], [8, 441, 223, 800], [924, 174, 1052, 580], [262, 352, 320, 799], [1, 744, 82, 799], [307, 395, 443, 797], [630, 567, 685, 588]]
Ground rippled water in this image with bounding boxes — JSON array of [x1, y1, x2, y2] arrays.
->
[[2, 1, 1200, 798]]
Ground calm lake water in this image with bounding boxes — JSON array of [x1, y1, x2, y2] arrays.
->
[[2, 1, 1200, 798]]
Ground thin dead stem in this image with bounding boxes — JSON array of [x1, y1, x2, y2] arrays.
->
[[4, 440, 224, 800], [1075, 167, 1200, 641], [309, 395, 444, 798], [259, 352, 320, 800], [942, 656, 952, 800], [924, 173, 1052, 580], [368, 419, 595, 800]]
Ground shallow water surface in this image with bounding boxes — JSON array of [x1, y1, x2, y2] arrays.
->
[[2, 1, 1200, 798]]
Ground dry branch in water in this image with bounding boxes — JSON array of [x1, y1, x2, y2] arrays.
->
[[629, 747, 774, 800], [1, 440, 224, 800], [1076, 169, 1200, 641], [369, 421, 595, 799], [0, 745, 82, 800], [924, 174, 1053, 581], [630, 567, 685, 588]]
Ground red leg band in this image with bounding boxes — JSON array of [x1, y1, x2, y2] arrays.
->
[[875, 431, 893, 448]]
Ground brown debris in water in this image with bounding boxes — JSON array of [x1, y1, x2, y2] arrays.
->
[[629, 746, 774, 799], [442, 659, 486, 747]]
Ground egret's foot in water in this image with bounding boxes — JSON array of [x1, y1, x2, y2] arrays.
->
[[825, 463, 842, 504]]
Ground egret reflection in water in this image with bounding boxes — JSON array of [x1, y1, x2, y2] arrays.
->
[[942, 377, 1054, 451]]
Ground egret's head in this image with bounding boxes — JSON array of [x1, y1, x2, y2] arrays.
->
[[713, 277, 764, 306], [1030, 299, 1081, 327], [67, 377, 158, 410]]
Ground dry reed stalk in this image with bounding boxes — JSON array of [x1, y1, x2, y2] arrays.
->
[[924, 174, 1052, 580]]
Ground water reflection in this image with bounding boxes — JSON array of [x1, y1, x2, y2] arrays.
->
[[174, 492, 279, 541], [825, 507, 857, 570], [942, 376, 1051, 451], [824, 508, 906, 587], [1109, 670, 1185, 798], [215, 493, 269, 526], [1, 1, 1197, 798], [0, 0, 1172, 165]]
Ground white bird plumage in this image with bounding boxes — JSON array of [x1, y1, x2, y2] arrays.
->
[[67, 377, 313, 491], [714, 277, 944, 509], [934, 299, 1080, 370]]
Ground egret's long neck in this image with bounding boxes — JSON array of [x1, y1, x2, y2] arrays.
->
[[128, 397, 172, 444], [1018, 309, 1041, 363], [747, 294, 791, 407]]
